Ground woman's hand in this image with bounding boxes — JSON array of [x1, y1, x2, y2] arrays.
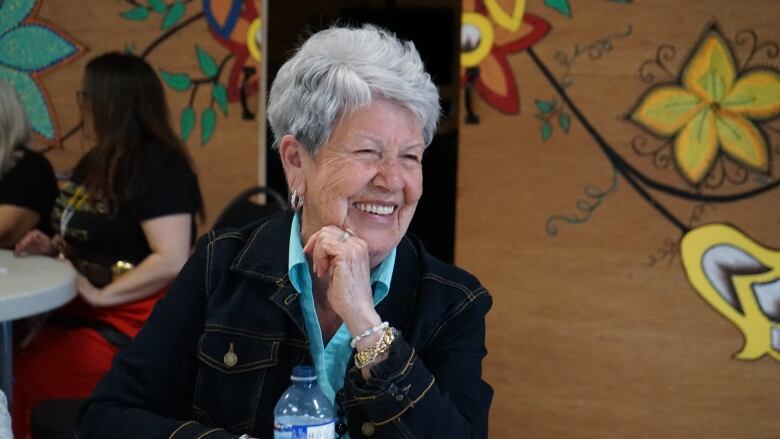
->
[[303, 225, 381, 334], [14, 229, 54, 256], [72, 213, 192, 308]]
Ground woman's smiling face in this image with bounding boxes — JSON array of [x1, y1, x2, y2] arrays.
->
[[295, 98, 425, 266]]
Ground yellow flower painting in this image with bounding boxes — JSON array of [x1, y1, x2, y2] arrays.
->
[[630, 27, 780, 185]]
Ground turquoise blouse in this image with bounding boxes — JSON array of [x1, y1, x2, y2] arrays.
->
[[287, 212, 395, 409]]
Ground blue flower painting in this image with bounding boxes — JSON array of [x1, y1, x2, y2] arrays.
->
[[0, 0, 84, 144]]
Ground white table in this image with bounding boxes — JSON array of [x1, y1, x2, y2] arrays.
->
[[0, 249, 76, 405]]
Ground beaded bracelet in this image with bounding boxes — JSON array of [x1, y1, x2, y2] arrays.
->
[[354, 326, 397, 369], [350, 321, 389, 348]]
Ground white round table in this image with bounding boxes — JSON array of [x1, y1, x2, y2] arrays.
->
[[0, 249, 76, 404]]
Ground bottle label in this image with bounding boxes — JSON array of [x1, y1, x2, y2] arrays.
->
[[274, 420, 335, 439]]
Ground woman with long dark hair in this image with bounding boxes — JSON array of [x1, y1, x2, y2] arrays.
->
[[13, 52, 204, 439]]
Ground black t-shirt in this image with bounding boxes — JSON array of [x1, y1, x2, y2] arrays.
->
[[0, 148, 58, 235], [51, 147, 202, 265]]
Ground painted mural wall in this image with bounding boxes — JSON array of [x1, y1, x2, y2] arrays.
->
[[0, 0, 262, 228], [455, 0, 780, 437]]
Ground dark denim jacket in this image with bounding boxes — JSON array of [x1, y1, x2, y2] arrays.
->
[[77, 212, 493, 439]]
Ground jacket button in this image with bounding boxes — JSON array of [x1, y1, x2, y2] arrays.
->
[[336, 421, 348, 435], [395, 394, 404, 401], [361, 422, 376, 437], [223, 342, 237, 367], [336, 389, 346, 404]]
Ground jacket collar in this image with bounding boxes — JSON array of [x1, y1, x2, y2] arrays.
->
[[230, 211, 307, 336], [231, 210, 295, 283]]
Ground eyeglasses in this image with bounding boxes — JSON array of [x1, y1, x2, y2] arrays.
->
[[75, 90, 88, 106]]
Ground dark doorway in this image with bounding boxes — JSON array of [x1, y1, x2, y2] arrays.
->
[[265, 0, 461, 262]]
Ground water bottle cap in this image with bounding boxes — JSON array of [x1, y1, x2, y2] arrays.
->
[[291, 365, 317, 381]]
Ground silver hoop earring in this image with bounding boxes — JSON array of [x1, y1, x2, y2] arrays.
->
[[290, 190, 303, 210]]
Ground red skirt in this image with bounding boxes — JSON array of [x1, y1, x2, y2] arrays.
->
[[12, 286, 167, 439]]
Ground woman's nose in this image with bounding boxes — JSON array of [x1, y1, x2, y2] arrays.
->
[[373, 160, 404, 191]]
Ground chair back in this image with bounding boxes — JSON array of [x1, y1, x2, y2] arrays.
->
[[212, 186, 288, 230]]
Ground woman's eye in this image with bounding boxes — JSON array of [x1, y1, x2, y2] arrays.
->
[[404, 154, 421, 162], [356, 149, 379, 156]]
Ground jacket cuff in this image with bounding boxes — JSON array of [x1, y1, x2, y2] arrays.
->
[[168, 421, 237, 438], [345, 336, 436, 425]]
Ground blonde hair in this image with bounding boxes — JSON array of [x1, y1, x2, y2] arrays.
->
[[0, 81, 30, 178]]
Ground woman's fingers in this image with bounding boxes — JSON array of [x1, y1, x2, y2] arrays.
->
[[303, 225, 367, 278], [303, 230, 326, 276], [14, 229, 48, 255], [305, 226, 340, 277], [13, 231, 33, 254], [302, 229, 319, 253]]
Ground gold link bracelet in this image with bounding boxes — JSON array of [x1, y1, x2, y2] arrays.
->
[[354, 327, 397, 369]]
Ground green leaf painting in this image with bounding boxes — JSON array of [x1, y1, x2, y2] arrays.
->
[[0, 0, 36, 34], [180, 106, 195, 141], [160, 70, 192, 91], [161, 0, 185, 30], [212, 83, 228, 115], [0, 25, 77, 72], [148, 0, 166, 14], [120, 5, 150, 21], [559, 113, 571, 132], [0, 0, 84, 143], [544, 0, 572, 17], [196, 46, 218, 77], [534, 95, 572, 141], [0, 65, 54, 139], [541, 122, 553, 141], [201, 107, 216, 145], [535, 99, 556, 113]]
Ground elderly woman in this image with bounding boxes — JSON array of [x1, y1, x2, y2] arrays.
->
[[78, 25, 492, 439]]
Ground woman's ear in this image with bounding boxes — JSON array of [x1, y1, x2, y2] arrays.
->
[[279, 134, 306, 195]]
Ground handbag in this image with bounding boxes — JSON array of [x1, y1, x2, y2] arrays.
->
[[61, 243, 133, 288]]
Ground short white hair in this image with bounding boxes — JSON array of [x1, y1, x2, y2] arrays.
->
[[268, 25, 440, 156], [0, 81, 29, 177]]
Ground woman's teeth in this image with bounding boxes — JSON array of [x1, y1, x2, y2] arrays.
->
[[355, 203, 395, 215]]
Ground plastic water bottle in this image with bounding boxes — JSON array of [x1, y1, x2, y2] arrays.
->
[[274, 366, 336, 439]]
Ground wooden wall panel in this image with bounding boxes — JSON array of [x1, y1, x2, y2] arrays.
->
[[456, 0, 780, 437]]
